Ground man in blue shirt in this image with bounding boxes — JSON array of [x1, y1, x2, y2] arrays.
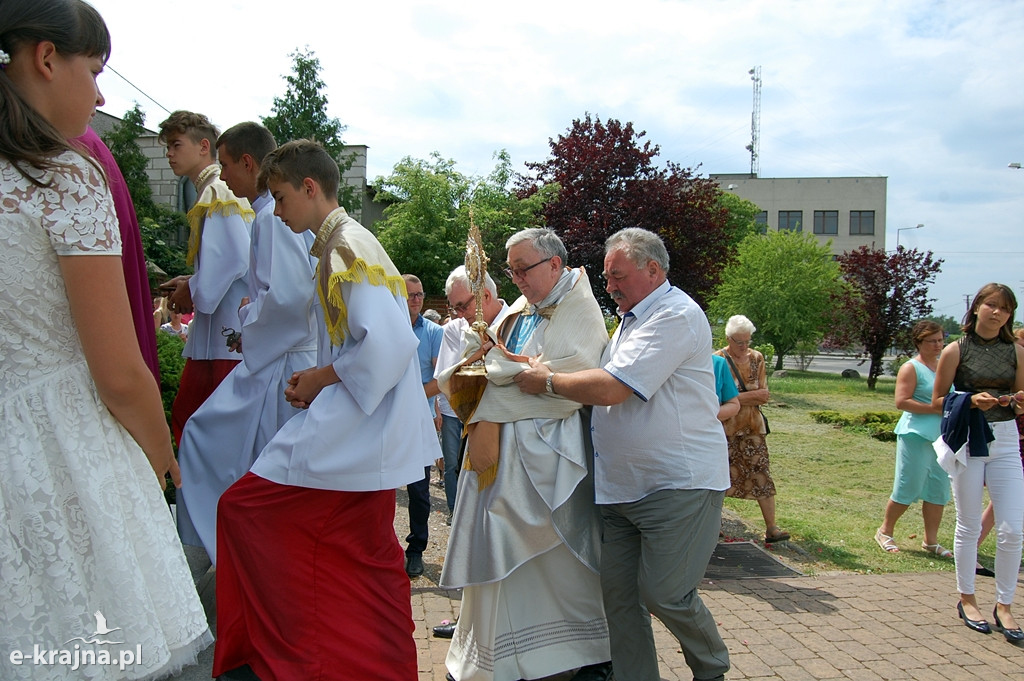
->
[[403, 274, 444, 577]]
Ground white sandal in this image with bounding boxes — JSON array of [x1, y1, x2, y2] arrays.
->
[[922, 542, 953, 559], [875, 528, 900, 553]]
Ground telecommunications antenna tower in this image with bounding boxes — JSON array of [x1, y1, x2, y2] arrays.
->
[[747, 66, 761, 177]]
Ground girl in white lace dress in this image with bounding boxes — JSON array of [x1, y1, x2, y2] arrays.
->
[[0, 2, 212, 678]]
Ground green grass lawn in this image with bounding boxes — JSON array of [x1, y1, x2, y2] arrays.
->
[[725, 370, 999, 575]]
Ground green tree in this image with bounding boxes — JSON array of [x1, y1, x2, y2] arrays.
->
[[926, 313, 961, 338], [374, 151, 554, 297], [709, 230, 844, 369], [262, 48, 356, 211], [100, 103, 153, 214], [717, 191, 763, 250], [102, 105, 191, 279]]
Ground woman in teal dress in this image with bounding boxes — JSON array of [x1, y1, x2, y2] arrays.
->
[[875, 320, 949, 554]]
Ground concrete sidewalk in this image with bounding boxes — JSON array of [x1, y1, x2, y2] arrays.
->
[[173, 565, 1023, 680]]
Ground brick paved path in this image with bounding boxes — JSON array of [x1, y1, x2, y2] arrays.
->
[[414, 571, 1024, 681], [170, 493, 1024, 681]]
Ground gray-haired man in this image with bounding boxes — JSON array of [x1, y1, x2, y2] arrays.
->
[[516, 227, 731, 681]]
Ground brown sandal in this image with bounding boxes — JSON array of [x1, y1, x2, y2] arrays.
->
[[765, 526, 791, 543]]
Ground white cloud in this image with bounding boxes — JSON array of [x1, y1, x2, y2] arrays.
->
[[89, 0, 1024, 317]]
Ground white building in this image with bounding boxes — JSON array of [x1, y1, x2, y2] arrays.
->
[[710, 173, 887, 255]]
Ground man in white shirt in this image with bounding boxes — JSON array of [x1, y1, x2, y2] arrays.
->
[[434, 266, 511, 524], [515, 227, 731, 681], [431, 266, 511, 641]]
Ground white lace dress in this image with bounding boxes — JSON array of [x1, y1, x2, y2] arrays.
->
[[0, 153, 213, 680]]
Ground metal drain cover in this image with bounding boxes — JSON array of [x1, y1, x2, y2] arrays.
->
[[705, 541, 802, 579]]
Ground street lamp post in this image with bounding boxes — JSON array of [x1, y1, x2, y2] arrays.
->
[[896, 223, 924, 249], [1010, 162, 1022, 170]]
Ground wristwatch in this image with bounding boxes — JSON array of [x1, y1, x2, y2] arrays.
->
[[545, 373, 555, 394]]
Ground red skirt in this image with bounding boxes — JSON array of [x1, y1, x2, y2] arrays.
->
[[212, 473, 417, 680], [171, 358, 239, 445]]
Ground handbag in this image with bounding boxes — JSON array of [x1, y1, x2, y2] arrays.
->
[[722, 353, 770, 435]]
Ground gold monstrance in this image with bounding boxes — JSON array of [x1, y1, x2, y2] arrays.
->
[[456, 217, 490, 376]]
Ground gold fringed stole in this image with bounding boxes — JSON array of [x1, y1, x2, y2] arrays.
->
[[311, 208, 406, 346], [317, 258, 406, 346], [184, 166, 255, 267]]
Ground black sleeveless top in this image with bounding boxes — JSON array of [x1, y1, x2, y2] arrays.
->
[[954, 333, 1017, 423]]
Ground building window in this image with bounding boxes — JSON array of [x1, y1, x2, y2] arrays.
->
[[754, 211, 767, 234], [778, 210, 802, 232], [850, 210, 875, 235], [813, 210, 838, 235]]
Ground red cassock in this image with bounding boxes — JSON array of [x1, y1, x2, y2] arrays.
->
[[212, 472, 417, 680], [171, 358, 239, 445]]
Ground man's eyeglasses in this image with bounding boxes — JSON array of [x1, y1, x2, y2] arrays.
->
[[448, 295, 474, 316], [408, 292, 425, 300], [503, 257, 552, 280]]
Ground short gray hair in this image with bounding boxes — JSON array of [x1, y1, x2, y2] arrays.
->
[[506, 228, 567, 264], [725, 315, 756, 337], [605, 228, 670, 273], [445, 265, 497, 297]]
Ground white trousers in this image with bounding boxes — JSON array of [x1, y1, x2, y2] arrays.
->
[[951, 420, 1024, 605]]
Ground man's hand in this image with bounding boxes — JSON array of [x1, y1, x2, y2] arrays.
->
[[161, 275, 194, 314], [515, 356, 551, 394]]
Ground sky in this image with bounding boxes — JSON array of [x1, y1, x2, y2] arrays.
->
[[88, 0, 1024, 321]]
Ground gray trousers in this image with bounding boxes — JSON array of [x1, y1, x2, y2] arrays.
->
[[600, 488, 730, 681]]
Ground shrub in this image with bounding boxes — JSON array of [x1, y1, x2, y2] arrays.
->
[[887, 355, 908, 377], [810, 409, 899, 442], [156, 331, 186, 428], [755, 343, 775, 374]]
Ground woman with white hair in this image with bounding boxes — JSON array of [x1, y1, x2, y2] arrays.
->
[[716, 315, 790, 543]]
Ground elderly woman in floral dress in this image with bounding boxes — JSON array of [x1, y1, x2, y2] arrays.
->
[[716, 315, 789, 544]]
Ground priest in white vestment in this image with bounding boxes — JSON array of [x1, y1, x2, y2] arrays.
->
[[438, 228, 612, 681]]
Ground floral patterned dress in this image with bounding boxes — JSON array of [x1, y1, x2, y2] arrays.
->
[[0, 153, 211, 679], [715, 348, 776, 499]]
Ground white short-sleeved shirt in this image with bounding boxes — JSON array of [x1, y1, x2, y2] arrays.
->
[[591, 280, 730, 504]]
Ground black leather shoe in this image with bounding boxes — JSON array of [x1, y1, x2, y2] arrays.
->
[[958, 602, 991, 634], [571, 661, 613, 681], [433, 620, 456, 638], [993, 607, 1024, 643], [976, 564, 995, 578], [405, 553, 424, 578]]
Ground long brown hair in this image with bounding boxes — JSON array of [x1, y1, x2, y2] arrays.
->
[[962, 283, 1017, 343], [0, 0, 110, 184]]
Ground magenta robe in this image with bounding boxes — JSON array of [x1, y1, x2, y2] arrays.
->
[[75, 128, 160, 383]]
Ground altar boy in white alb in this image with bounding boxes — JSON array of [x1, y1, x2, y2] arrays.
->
[[158, 111, 252, 446], [213, 140, 438, 681], [176, 122, 318, 563]]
